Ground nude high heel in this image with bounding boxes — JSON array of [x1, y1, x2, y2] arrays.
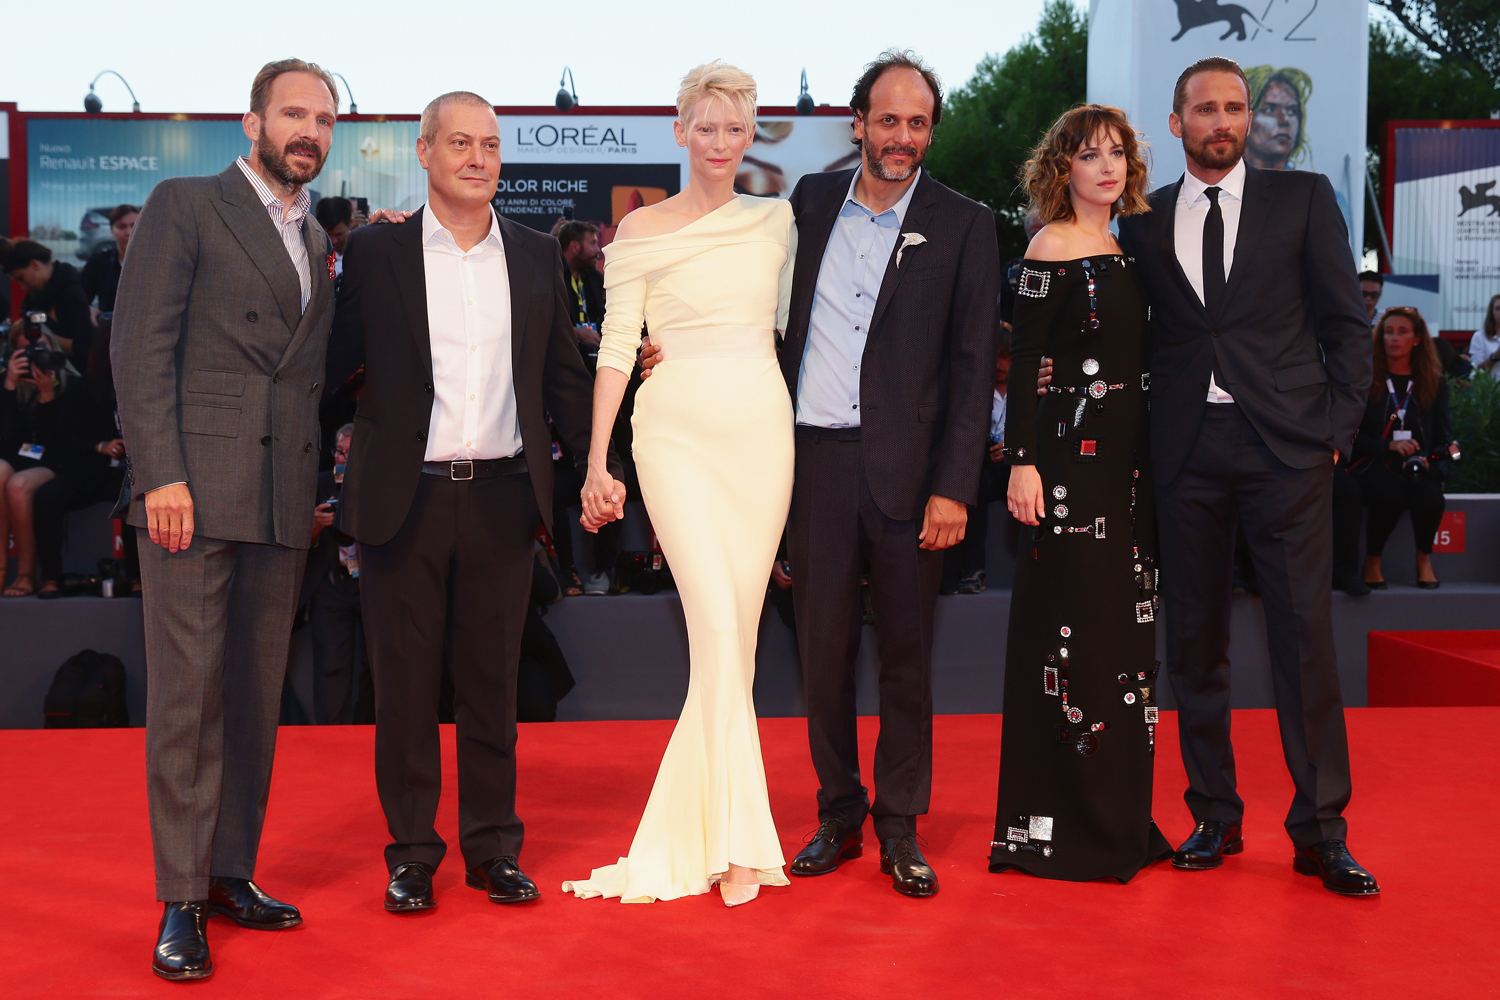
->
[[718, 879, 760, 907]]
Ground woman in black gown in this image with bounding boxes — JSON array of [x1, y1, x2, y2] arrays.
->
[[990, 105, 1172, 883]]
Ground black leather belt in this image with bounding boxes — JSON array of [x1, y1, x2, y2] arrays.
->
[[795, 425, 861, 442], [421, 455, 527, 480]]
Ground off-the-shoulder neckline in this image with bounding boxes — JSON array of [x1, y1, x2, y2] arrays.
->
[[610, 193, 780, 244]]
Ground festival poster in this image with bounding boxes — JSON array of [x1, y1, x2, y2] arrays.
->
[[1087, 0, 1370, 257]]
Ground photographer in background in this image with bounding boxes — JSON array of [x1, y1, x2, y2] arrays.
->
[[298, 423, 370, 723], [81, 204, 140, 314], [551, 219, 605, 365], [1351, 307, 1454, 590], [1, 238, 95, 365], [33, 314, 138, 598], [315, 196, 357, 283], [0, 312, 78, 596]]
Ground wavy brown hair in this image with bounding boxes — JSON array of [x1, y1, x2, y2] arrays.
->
[[1022, 104, 1150, 226], [1372, 307, 1442, 408]]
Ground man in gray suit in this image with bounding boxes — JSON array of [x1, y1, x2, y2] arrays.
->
[[112, 59, 341, 982]]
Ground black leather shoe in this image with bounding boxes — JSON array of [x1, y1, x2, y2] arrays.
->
[[1293, 840, 1380, 896], [207, 877, 302, 929], [791, 818, 864, 876], [1334, 572, 1372, 597], [1172, 820, 1244, 870], [1364, 578, 1388, 590], [152, 901, 212, 981], [384, 862, 436, 913], [466, 856, 540, 904], [879, 835, 938, 897], [1416, 578, 1441, 589]]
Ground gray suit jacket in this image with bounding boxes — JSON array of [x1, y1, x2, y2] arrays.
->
[[112, 162, 336, 549]]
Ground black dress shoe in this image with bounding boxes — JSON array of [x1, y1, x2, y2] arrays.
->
[[152, 901, 212, 981], [1364, 578, 1388, 590], [1334, 572, 1372, 597], [466, 856, 540, 904], [207, 877, 302, 929], [790, 818, 863, 876], [879, 835, 938, 897], [1416, 578, 1441, 589], [384, 862, 436, 913], [1293, 840, 1380, 895], [1172, 820, 1244, 870]]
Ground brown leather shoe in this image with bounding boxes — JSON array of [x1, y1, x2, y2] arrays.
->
[[1172, 820, 1244, 870], [791, 818, 864, 876]]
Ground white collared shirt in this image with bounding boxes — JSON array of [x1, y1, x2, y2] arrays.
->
[[236, 157, 312, 310], [796, 167, 921, 427], [1175, 158, 1246, 403], [421, 203, 521, 462]]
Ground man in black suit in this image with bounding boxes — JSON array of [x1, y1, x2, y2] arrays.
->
[[1115, 57, 1378, 894], [327, 91, 619, 913], [773, 51, 998, 897]]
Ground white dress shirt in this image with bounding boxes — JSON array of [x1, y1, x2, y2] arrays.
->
[[1174, 158, 1246, 403], [421, 203, 522, 462], [236, 157, 312, 310]]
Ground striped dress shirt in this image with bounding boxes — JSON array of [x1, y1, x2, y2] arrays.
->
[[236, 156, 312, 310]]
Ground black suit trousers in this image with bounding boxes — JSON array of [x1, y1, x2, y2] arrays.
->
[[788, 431, 941, 841], [1158, 404, 1351, 846], [361, 471, 541, 873]]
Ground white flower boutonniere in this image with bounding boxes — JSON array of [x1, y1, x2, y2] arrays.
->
[[896, 232, 927, 268]]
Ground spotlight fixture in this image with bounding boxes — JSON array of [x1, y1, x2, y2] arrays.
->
[[84, 70, 141, 113], [556, 67, 579, 112], [333, 72, 358, 114], [796, 69, 814, 116]]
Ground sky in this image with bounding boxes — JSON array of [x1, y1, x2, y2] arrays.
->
[[5, 0, 1062, 115]]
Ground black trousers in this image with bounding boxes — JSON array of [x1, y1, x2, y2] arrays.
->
[[1331, 466, 1364, 580], [1157, 404, 1351, 847], [1356, 463, 1445, 556], [788, 429, 942, 841], [959, 459, 1015, 577], [360, 470, 540, 872], [33, 462, 122, 583], [550, 456, 620, 578], [309, 573, 367, 724]]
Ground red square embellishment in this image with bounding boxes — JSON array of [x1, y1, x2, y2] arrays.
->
[[1079, 440, 1097, 456]]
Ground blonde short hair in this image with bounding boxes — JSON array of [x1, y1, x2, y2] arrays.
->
[[676, 61, 757, 129]]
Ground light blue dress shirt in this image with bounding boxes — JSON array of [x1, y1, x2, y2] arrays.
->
[[796, 168, 921, 428]]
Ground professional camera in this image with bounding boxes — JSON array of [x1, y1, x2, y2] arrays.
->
[[19, 312, 69, 373], [1402, 441, 1461, 482]]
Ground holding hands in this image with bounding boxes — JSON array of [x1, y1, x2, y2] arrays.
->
[[581, 466, 626, 533]]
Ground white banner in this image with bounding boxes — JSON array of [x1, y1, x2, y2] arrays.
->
[[1087, 0, 1368, 258]]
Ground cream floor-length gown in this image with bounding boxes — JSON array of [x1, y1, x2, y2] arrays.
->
[[562, 194, 797, 903]]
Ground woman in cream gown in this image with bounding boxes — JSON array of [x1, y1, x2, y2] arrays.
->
[[563, 62, 795, 906]]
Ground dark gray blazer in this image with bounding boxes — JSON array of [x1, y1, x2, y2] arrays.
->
[[112, 162, 335, 549]]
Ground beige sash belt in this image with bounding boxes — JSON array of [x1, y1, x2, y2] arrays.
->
[[657, 326, 777, 361]]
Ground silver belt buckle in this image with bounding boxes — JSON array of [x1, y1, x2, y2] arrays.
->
[[450, 460, 474, 481]]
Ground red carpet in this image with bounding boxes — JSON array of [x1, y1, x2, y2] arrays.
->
[[2, 710, 1494, 999], [1368, 630, 1500, 705]]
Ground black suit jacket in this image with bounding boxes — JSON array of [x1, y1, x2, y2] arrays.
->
[[782, 169, 1000, 520], [1118, 166, 1371, 485], [326, 207, 614, 546]]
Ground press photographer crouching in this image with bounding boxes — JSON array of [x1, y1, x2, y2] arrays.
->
[[0, 310, 79, 596], [33, 314, 141, 598], [1350, 307, 1456, 590], [2, 238, 95, 366]]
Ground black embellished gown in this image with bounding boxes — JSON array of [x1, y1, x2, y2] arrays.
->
[[990, 254, 1172, 883]]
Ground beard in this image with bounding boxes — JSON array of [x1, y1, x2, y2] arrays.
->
[[863, 134, 927, 182], [1183, 129, 1245, 172], [256, 126, 327, 188]]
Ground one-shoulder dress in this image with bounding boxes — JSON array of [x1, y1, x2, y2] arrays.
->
[[990, 254, 1173, 883], [562, 195, 798, 902]]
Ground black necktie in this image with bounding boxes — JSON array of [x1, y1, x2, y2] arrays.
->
[[1202, 186, 1225, 318]]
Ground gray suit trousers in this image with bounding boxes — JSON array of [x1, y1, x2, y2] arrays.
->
[[139, 530, 306, 901]]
